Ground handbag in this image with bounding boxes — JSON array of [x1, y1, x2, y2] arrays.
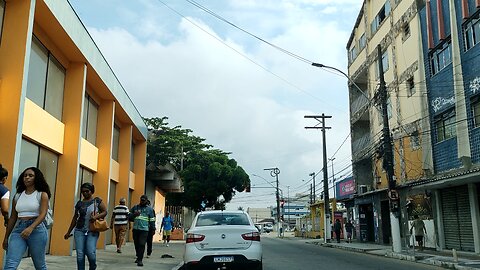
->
[[89, 198, 109, 232], [36, 192, 53, 229]]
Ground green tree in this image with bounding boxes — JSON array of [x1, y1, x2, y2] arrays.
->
[[144, 117, 250, 211]]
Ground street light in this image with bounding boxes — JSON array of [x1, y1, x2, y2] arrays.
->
[[264, 168, 281, 237]]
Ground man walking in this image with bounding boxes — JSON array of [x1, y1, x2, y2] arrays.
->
[[130, 195, 155, 267], [410, 214, 427, 251], [161, 212, 174, 247], [145, 200, 156, 258], [110, 198, 129, 253], [334, 219, 342, 243], [345, 220, 354, 243]]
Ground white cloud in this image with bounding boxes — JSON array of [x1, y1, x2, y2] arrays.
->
[[75, 0, 359, 209]]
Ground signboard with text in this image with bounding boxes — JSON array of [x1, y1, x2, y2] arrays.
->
[[335, 177, 356, 200]]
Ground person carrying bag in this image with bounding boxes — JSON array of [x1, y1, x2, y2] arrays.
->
[[64, 183, 107, 270]]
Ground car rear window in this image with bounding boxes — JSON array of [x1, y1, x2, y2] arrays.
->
[[196, 213, 250, 226]]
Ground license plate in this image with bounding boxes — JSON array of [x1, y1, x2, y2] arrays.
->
[[213, 256, 234, 263]]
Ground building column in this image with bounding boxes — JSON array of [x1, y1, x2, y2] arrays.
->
[[0, 0, 35, 264], [50, 62, 86, 255], [468, 183, 480, 253], [94, 100, 115, 249], [448, 0, 472, 168], [434, 190, 445, 251], [118, 123, 133, 240]]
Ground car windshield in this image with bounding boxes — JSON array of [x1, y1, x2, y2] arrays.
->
[[196, 213, 250, 226]]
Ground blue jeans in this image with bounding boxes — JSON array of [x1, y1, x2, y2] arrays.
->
[[4, 219, 48, 270], [74, 229, 99, 270]]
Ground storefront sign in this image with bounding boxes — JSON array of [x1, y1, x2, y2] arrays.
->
[[336, 177, 356, 200]]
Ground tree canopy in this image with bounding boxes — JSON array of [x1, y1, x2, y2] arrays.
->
[[144, 117, 250, 211]]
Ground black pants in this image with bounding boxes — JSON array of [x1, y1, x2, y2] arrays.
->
[[335, 230, 341, 243], [146, 229, 154, 255], [132, 229, 149, 262]]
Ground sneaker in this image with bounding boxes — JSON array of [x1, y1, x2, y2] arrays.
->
[[135, 258, 138, 263], [166, 244, 169, 247], [146, 254, 150, 258], [137, 261, 143, 267], [117, 249, 122, 253]]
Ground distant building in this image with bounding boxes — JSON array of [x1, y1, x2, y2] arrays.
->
[[247, 207, 272, 223]]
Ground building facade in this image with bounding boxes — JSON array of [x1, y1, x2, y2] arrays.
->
[[418, 0, 480, 253], [0, 0, 148, 263], [347, 0, 433, 245]]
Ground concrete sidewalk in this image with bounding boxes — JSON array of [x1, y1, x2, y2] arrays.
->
[[17, 241, 185, 270], [304, 238, 480, 270]]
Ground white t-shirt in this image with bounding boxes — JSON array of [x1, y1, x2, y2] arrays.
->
[[1, 190, 9, 200], [16, 191, 40, 218]]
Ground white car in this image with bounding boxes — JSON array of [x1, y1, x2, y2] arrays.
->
[[184, 210, 262, 270]]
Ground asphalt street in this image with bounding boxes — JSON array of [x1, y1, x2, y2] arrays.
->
[[261, 237, 439, 270]]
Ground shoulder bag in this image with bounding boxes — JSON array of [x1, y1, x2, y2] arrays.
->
[[89, 198, 109, 232]]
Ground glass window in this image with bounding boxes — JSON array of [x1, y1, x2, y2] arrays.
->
[[38, 148, 58, 205], [77, 166, 93, 200], [196, 213, 250, 226], [112, 125, 120, 161], [19, 139, 40, 173], [435, 111, 456, 142], [26, 36, 65, 121], [464, 13, 480, 51], [81, 93, 98, 145], [45, 57, 65, 120], [407, 77, 415, 97], [472, 101, 480, 128], [0, 0, 5, 42], [430, 41, 452, 75], [26, 37, 48, 107], [359, 33, 366, 50]]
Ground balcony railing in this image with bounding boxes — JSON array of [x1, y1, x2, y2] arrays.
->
[[350, 94, 369, 116], [352, 134, 371, 156]]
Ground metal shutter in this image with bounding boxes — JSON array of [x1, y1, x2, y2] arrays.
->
[[441, 185, 475, 252]]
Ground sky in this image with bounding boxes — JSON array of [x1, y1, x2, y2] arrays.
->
[[69, 0, 363, 210]]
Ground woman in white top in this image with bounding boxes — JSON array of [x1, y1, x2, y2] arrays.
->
[[2, 167, 51, 270]]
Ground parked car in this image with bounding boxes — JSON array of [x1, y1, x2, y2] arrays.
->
[[184, 210, 263, 270], [263, 223, 273, 233]]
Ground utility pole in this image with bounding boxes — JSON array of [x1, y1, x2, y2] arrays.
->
[[329, 158, 336, 198], [310, 184, 313, 204], [264, 167, 281, 237], [377, 45, 401, 252], [305, 114, 332, 243], [287, 185, 290, 229], [309, 172, 316, 202]]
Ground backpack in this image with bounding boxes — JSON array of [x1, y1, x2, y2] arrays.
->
[[14, 191, 53, 229]]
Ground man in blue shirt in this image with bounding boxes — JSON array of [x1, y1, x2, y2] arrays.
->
[[161, 212, 174, 247]]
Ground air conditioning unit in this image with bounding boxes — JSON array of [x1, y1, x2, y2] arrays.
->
[[358, 185, 368, 194]]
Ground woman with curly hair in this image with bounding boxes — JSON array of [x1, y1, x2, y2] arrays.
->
[[2, 167, 51, 269]]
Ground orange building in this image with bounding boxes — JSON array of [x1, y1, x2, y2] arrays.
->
[[0, 0, 149, 263]]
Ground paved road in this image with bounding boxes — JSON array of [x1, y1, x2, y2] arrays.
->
[[262, 237, 439, 270]]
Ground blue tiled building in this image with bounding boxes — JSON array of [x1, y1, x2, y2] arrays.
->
[[419, 0, 480, 253]]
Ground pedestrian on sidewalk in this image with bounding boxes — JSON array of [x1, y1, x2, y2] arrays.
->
[[0, 164, 10, 227], [345, 220, 354, 243], [3, 167, 51, 270], [160, 212, 174, 247], [64, 182, 107, 270], [129, 195, 155, 267], [334, 219, 342, 243], [145, 200, 156, 258], [110, 198, 129, 253], [410, 214, 427, 251]]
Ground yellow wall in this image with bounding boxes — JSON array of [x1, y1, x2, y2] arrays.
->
[[0, 0, 148, 260]]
